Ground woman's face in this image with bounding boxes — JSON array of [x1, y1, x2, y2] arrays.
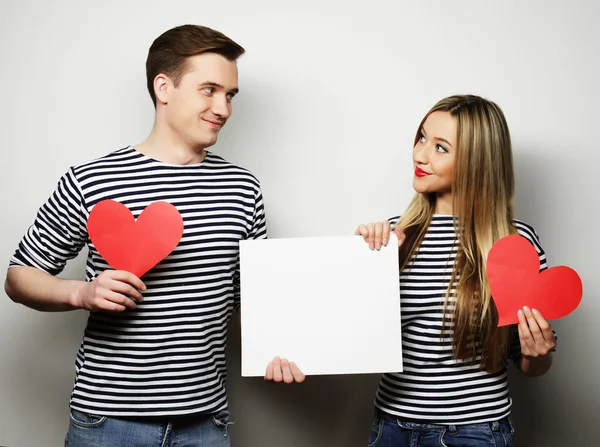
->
[[412, 111, 457, 210]]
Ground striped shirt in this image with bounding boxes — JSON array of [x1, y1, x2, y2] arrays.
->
[[375, 215, 548, 424], [10, 146, 267, 417]]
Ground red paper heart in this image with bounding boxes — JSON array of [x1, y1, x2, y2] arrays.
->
[[487, 235, 582, 326], [87, 200, 184, 278]]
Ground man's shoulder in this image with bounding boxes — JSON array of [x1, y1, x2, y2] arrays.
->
[[70, 146, 137, 175], [205, 152, 261, 186]]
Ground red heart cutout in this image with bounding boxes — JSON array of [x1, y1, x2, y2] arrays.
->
[[487, 235, 582, 326], [87, 200, 184, 278]]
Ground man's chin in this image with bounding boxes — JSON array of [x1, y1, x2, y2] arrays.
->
[[196, 135, 218, 149]]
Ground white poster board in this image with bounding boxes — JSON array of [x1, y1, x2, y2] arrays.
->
[[239, 234, 403, 376]]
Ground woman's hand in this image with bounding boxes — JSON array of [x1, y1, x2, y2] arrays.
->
[[517, 306, 556, 377], [518, 306, 556, 358], [355, 221, 406, 250]]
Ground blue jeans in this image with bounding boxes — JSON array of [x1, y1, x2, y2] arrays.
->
[[65, 408, 232, 447], [368, 408, 515, 447]]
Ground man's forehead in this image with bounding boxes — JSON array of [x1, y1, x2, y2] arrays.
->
[[185, 53, 237, 72], [182, 54, 238, 87]]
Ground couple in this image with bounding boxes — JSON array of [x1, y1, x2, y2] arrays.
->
[[4, 25, 557, 447]]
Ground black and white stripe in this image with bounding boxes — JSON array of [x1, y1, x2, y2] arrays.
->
[[10, 146, 266, 417], [375, 215, 547, 424]]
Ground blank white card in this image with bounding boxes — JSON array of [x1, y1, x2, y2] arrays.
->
[[239, 234, 403, 376]]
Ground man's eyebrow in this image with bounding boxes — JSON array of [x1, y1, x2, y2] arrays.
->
[[199, 81, 239, 94]]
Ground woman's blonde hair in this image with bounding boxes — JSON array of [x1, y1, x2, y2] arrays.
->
[[397, 94, 516, 372]]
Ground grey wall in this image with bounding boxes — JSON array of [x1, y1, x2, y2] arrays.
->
[[1, 0, 598, 445]]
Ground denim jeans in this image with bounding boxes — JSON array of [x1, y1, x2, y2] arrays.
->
[[368, 408, 515, 447], [65, 408, 232, 447]]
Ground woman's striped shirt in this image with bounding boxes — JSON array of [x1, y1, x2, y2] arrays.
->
[[374, 215, 548, 424]]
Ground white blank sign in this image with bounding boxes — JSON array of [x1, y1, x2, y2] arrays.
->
[[239, 234, 403, 376]]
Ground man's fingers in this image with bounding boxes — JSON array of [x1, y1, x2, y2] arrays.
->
[[272, 357, 283, 382], [290, 362, 306, 383], [264, 361, 273, 381], [108, 280, 144, 302], [266, 357, 305, 383], [281, 359, 293, 384], [97, 270, 145, 302], [103, 291, 137, 309], [109, 270, 146, 292], [93, 297, 128, 313]]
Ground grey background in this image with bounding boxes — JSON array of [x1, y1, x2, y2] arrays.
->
[[1, 0, 598, 445]]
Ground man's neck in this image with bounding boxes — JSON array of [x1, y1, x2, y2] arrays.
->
[[134, 128, 208, 166]]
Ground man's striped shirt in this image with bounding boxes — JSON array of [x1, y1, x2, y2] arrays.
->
[[10, 146, 267, 417]]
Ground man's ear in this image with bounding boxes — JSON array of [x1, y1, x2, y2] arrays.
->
[[154, 73, 171, 105]]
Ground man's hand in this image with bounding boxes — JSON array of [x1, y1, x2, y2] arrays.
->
[[75, 270, 146, 312], [264, 356, 306, 384]]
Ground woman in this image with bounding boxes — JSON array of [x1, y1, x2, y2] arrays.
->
[[357, 95, 556, 446]]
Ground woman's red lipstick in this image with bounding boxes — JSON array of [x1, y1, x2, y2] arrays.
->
[[415, 167, 431, 177]]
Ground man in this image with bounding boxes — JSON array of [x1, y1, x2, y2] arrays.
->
[[5, 24, 303, 447]]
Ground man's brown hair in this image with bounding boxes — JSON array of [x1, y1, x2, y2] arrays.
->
[[146, 25, 245, 106]]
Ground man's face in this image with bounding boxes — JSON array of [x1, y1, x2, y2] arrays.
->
[[159, 53, 239, 150]]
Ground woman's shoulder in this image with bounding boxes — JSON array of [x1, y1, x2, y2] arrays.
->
[[513, 219, 547, 266], [513, 218, 541, 244], [387, 215, 401, 226]]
